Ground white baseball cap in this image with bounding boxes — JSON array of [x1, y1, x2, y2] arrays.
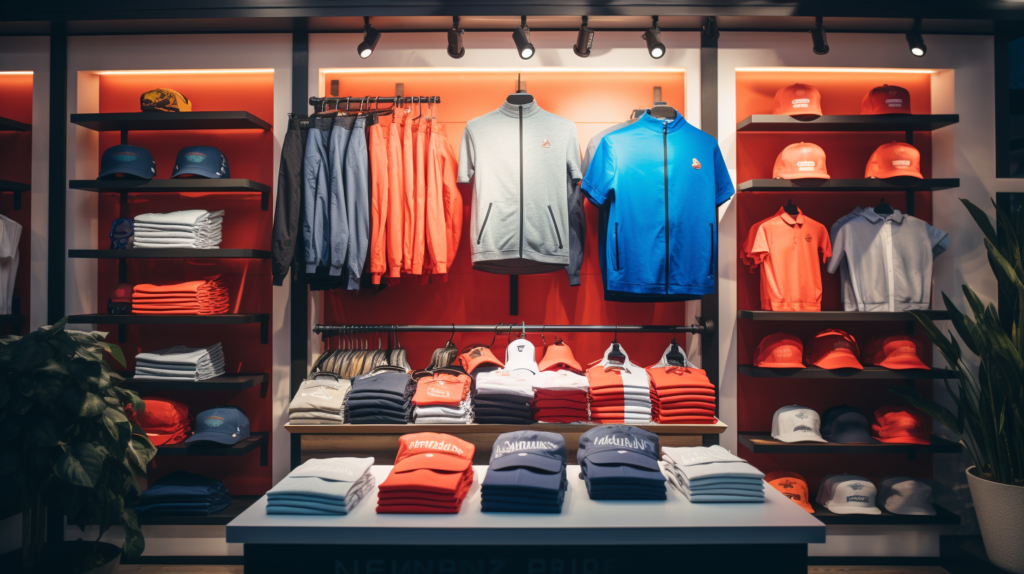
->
[[504, 338, 539, 375], [819, 474, 882, 515], [771, 405, 827, 443], [877, 477, 936, 515]]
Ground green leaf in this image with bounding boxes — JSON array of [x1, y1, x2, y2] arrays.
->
[[121, 508, 145, 558], [101, 408, 129, 442], [125, 434, 156, 478], [98, 342, 127, 369], [53, 443, 105, 488], [31, 378, 64, 404], [17, 376, 35, 397], [112, 388, 144, 414], [64, 389, 106, 418], [32, 418, 61, 447], [68, 357, 102, 387], [962, 198, 998, 245], [9, 332, 54, 372]]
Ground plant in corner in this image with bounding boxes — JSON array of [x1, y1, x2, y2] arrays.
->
[[894, 199, 1024, 573], [0, 318, 157, 574]]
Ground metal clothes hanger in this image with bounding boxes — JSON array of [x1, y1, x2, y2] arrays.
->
[[783, 199, 799, 217], [608, 327, 626, 363], [506, 73, 535, 105], [665, 337, 687, 367], [874, 197, 894, 215]]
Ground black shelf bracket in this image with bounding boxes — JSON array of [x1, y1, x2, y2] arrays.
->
[[260, 314, 269, 344], [510, 275, 519, 315]]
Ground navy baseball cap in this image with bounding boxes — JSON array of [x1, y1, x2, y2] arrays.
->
[[109, 218, 134, 250], [98, 145, 156, 180], [578, 425, 660, 471], [186, 406, 250, 445], [489, 431, 566, 473], [822, 405, 878, 444], [172, 146, 230, 179]]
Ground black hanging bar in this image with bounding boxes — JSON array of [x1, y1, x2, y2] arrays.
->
[[309, 95, 441, 112], [313, 323, 711, 335]]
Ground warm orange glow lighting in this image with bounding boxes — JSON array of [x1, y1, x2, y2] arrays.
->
[[0, 71, 33, 75], [321, 67, 686, 74], [96, 69, 274, 75], [736, 67, 937, 74]]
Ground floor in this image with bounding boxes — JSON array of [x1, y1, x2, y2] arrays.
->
[[120, 567, 950, 574]]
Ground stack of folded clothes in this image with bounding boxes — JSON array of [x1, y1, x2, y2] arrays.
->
[[377, 433, 475, 514], [456, 345, 504, 377], [266, 457, 375, 515], [288, 374, 351, 425], [133, 209, 224, 249], [646, 345, 717, 424], [347, 371, 414, 424], [133, 343, 225, 381], [412, 368, 473, 424], [481, 431, 568, 513], [586, 345, 652, 424], [532, 370, 589, 423], [474, 371, 535, 424], [577, 425, 666, 500], [661, 445, 765, 503], [132, 276, 229, 315], [136, 397, 191, 445], [134, 471, 231, 517]]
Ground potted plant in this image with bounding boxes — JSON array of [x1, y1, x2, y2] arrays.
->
[[0, 318, 157, 574], [895, 199, 1024, 573]]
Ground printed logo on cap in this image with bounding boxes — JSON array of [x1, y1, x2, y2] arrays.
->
[[203, 416, 225, 427], [185, 151, 207, 163], [113, 151, 139, 163]]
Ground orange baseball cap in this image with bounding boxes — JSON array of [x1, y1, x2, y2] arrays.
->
[[863, 335, 930, 370], [861, 84, 912, 115], [110, 283, 134, 303], [457, 346, 503, 373], [864, 142, 922, 179], [805, 329, 863, 370], [772, 143, 830, 179], [137, 397, 190, 446], [538, 340, 583, 373], [766, 471, 815, 513], [872, 406, 931, 445], [394, 432, 475, 473], [772, 83, 823, 118], [754, 333, 806, 368]]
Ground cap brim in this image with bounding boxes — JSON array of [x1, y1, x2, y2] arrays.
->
[[868, 170, 923, 179], [778, 172, 830, 180], [781, 111, 823, 119], [394, 453, 471, 473], [98, 166, 153, 180], [773, 432, 827, 443], [827, 505, 882, 515], [811, 353, 864, 370], [755, 361, 806, 369], [885, 505, 936, 516], [490, 452, 563, 473], [877, 356, 930, 370], [584, 449, 661, 471], [171, 166, 223, 179], [185, 432, 242, 445], [825, 431, 878, 444], [864, 109, 912, 115], [874, 435, 931, 445], [145, 432, 184, 446]]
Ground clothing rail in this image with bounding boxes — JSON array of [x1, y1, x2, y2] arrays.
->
[[309, 96, 441, 109], [313, 323, 711, 336]]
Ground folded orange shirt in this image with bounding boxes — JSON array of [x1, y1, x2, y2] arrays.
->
[[412, 372, 471, 407]]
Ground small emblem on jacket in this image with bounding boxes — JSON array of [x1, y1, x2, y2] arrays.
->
[[692, 158, 701, 169], [541, 139, 551, 148], [805, 234, 812, 242]]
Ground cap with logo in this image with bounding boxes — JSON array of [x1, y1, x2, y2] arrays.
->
[[394, 432, 475, 473], [489, 430, 567, 473], [805, 329, 862, 370], [821, 405, 878, 444], [865, 142, 923, 179], [98, 145, 157, 180], [819, 474, 882, 515], [861, 84, 912, 115], [877, 476, 936, 515], [185, 406, 251, 446], [172, 146, 231, 179], [456, 345, 504, 375], [140, 88, 192, 113], [771, 405, 827, 443], [772, 142, 830, 179], [754, 333, 806, 368], [578, 425, 661, 471], [504, 338, 539, 375], [107, 283, 134, 316], [538, 339, 582, 373], [862, 334, 930, 370], [765, 470, 815, 513], [109, 218, 135, 250], [137, 397, 191, 446], [872, 405, 931, 445], [772, 83, 823, 118]]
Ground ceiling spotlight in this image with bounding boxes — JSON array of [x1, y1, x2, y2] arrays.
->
[[643, 16, 665, 59], [810, 16, 829, 55], [573, 16, 594, 58], [448, 16, 465, 59], [357, 17, 381, 59], [906, 18, 926, 57], [512, 15, 535, 59]]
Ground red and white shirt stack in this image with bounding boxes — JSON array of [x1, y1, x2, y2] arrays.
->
[[531, 370, 590, 423], [585, 345, 652, 424], [646, 346, 717, 424]]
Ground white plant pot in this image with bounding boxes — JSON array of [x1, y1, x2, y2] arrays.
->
[[968, 466, 1024, 573]]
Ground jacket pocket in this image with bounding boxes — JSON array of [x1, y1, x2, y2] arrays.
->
[[547, 206, 563, 250], [615, 222, 621, 271], [477, 203, 493, 245]]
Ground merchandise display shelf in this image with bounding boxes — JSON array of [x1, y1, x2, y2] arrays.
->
[[811, 503, 960, 525], [122, 372, 267, 392], [737, 365, 956, 380], [69, 179, 271, 209], [157, 431, 268, 457], [0, 179, 29, 209], [68, 313, 267, 325], [139, 496, 260, 526], [285, 421, 728, 435], [0, 115, 31, 132], [738, 179, 959, 192], [738, 432, 961, 454], [70, 111, 272, 132], [69, 249, 270, 259], [738, 310, 950, 321], [736, 114, 959, 132]]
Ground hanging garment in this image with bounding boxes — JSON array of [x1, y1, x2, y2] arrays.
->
[[424, 121, 447, 274], [303, 118, 335, 274], [438, 125, 463, 276], [343, 115, 370, 289], [401, 110, 416, 273], [385, 108, 405, 281], [830, 207, 865, 310], [272, 116, 311, 286], [0, 214, 22, 315], [368, 118, 389, 284], [748, 207, 831, 312]]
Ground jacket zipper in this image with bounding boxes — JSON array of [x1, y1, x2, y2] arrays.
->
[[614, 222, 621, 271], [477, 203, 493, 244], [708, 223, 714, 276], [663, 124, 670, 294], [548, 206, 563, 249], [518, 105, 524, 258]]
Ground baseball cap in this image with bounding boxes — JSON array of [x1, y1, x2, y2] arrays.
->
[[872, 406, 931, 445], [863, 335, 930, 370], [538, 340, 582, 373], [771, 405, 827, 443], [140, 88, 192, 113], [765, 471, 814, 513], [805, 329, 862, 370], [172, 146, 231, 179], [504, 338, 539, 375], [107, 282, 134, 316], [394, 432, 475, 473], [109, 218, 134, 250], [457, 346, 503, 374], [864, 142, 923, 179], [821, 405, 877, 444], [186, 406, 251, 446], [578, 425, 660, 471], [821, 474, 882, 515], [772, 83, 823, 118], [878, 477, 936, 515], [861, 84, 912, 115], [772, 142, 830, 179], [754, 333, 806, 368], [137, 397, 190, 446], [489, 431, 566, 473], [98, 145, 157, 180]]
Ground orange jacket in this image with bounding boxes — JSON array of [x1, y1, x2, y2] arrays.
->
[[438, 126, 463, 274], [424, 123, 447, 275], [367, 120, 389, 284], [385, 109, 405, 280], [410, 119, 428, 275], [401, 112, 416, 273]]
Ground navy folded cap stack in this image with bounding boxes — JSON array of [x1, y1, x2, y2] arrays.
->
[[577, 425, 666, 501], [346, 371, 414, 424], [481, 431, 568, 513], [133, 471, 231, 517]]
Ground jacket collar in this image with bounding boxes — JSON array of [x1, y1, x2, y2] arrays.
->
[[500, 99, 542, 118], [776, 206, 806, 226], [860, 207, 905, 224], [637, 110, 687, 134]]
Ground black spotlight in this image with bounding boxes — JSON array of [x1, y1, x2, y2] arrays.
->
[[906, 18, 926, 57], [358, 17, 381, 59], [810, 16, 829, 55], [512, 15, 535, 59], [643, 16, 665, 59], [448, 16, 465, 59], [573, 16, 594, 58]]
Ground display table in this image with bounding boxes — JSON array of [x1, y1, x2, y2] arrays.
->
[[227, 465, 825, 574]]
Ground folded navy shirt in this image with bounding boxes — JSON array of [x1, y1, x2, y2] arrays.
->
[[351, 372, 414, 397]]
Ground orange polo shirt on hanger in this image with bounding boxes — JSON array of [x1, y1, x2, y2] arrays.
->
[[749, 207, 831, 312]]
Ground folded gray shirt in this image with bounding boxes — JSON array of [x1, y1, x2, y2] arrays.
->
[[289, 376, 351, 415]]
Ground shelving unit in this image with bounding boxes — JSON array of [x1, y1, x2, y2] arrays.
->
[[69, 178, 272, 210], [739, 179, 960, 192], [738, 432, 961, 455], [69, 249, 270, 259], [737, 365, 956, 379], [738, 310, 949, 321], [736, 114, 959, 132], [67, 313, 269, 343], [0, 178, 28, 210], [123, 373, 268, 396], [70, 111, 272, 132], [157, 432, 268, 466], [286, 421, 728, 435], [811, 503, 960, 525], [0, 115, 32, 132], [138, 496, 260, 526]]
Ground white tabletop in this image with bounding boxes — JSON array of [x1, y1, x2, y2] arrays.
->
[[227, 465, 825, 546]]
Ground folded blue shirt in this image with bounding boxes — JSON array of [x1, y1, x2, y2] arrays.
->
[[482, 467, 565, 493], [481, 501, 562, 514]]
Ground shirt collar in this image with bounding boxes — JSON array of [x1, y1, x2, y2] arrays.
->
[[637, 110, 687, 134], [499, 99, 542, 118], [860, 207, 905, 224], [776, 206, 806, 226]]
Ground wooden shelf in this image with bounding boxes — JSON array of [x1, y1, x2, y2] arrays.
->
[[738, 310, 949, 321], [69, 249, 270, 259], [137, 496, 259, 526], [123, 373, 267, 392], [812, 503, 960, 525], [738, 179, 959, 192], [738, 365, 956, 380], [736, 114, 959, 132], [738, 432, 961, 454], [70, 111, 272, 132], [286, 421, 728, 435], [69, 178, 271, 209], [157, 432, 268, 457], [0, 116, 31, 132], [0, 179, 29, 192]]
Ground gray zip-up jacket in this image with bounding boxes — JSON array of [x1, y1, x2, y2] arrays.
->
[[458, 100, 583, 277]]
